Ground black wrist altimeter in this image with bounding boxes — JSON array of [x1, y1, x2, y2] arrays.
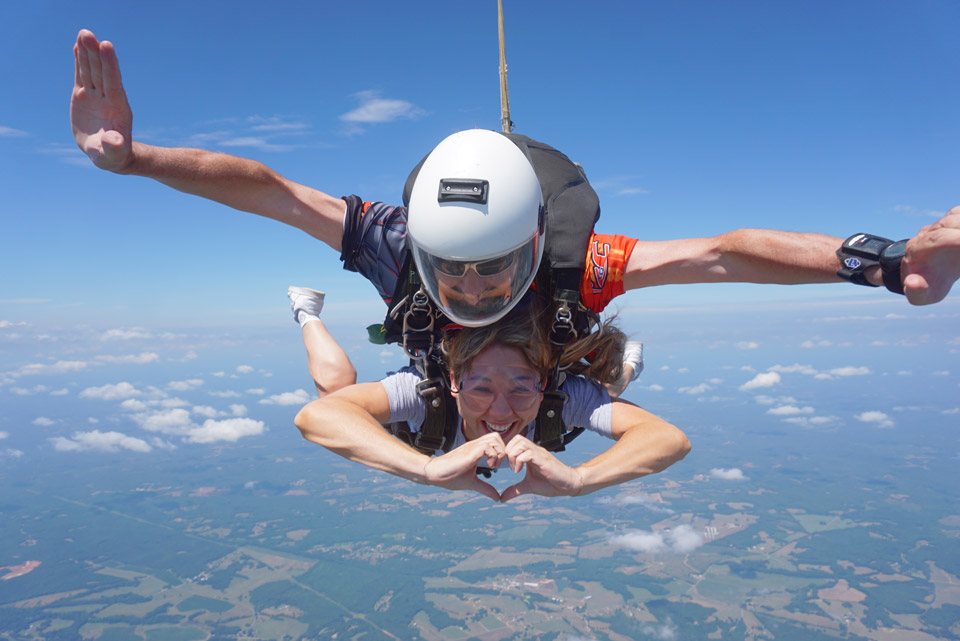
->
[[836, 233, 907, 295], [879, 239, 908, 295]]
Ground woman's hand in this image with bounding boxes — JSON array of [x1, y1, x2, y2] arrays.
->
[[499, 436, 582, 502], [423, 433, 506, 501]]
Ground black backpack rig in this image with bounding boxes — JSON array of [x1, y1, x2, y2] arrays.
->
[[379, 133, 602, 467]]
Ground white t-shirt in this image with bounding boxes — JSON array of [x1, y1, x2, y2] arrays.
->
[[380, 366, 614, 452]]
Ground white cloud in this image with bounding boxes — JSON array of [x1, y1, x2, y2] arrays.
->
[[192, 404, 248, 419], [379, 348, 402, 364], [32, 417, 56, 427], [739, 371, 781, 391], [218, 136, 295, 152], [96, 352, 159, 364], [134, 408, 194, 435], [767, 405, 815, 416], [736, 341, 759, 350], [710, 467, 747, 481], [783, 415, 839, 428], [0, 126, 29, 137], [638, 383, 664, 392], [192, 405, 220, 419], [79, 382, 141, 401], [608, 524, 705, 554], [246, 388, 265, 395], [821, 366, 871, 378], [2, 448, 24, 459], [259, 389, 312, 406], [0, 431, 7, 439], [678, 383, 712, 395], [50, 430, 152, 453], [101, 328, 153, 341], [753, 395, 797, 406], [236, 365, 254, 374], [599, 493, 674, 514], [340, 90, 424, 123], [800, 339, 833, 348], [185, 418, 265, 444], [14, 360, 89, 377], [209, 390, 241, 398], [639, 618, 678, 640], [167, 379, 204, 391], [856, 411, 894, 429], [769, 363, 819, 376], [7, 384, 51, 396]]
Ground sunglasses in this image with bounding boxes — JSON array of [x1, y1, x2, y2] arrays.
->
[[429, 252, 517, 278]]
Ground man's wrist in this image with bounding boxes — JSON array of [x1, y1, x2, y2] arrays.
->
[[836, 233, 906, 295]]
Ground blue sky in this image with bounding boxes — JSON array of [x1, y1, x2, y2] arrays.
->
[[0, 1, 957, 459]]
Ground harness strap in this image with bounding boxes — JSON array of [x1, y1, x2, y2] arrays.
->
[[413, 358, 458, 454]]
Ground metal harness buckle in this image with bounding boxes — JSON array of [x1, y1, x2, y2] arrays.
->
[[402, 289, 436, 358]]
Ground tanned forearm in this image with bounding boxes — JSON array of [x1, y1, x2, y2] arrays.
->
[[626, 228, 882, 289], [573, 405, 691, 496], [295, 398, 431, 484], [121, 142, 346, 249]]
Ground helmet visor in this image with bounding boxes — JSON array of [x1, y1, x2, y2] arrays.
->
[[413, 235, 540, 327]]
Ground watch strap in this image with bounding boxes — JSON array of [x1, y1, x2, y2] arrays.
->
[[837, 233, 893, 287], [879, 239, 908, 295]]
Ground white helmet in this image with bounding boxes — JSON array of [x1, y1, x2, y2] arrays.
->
[[407, 129, 544, 327]]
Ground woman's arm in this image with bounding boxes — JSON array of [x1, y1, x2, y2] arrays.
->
[[575, 399, 691, 494], [294, 382, 502, 500], [500, 399, 690, 502]]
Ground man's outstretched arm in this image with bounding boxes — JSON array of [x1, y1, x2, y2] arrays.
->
[[71, 29, 346, 250], [623, 207, 960, 305]]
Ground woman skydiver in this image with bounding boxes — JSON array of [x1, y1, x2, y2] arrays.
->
[[293, 295, 689, 502]]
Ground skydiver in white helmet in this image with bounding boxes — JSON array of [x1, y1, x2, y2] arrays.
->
[[72, 29, 960, 405]]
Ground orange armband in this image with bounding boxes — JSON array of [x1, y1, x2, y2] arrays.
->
[[580, 233, 639, 313]]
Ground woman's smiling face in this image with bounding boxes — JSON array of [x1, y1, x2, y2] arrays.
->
[[452, 344, 544, 445]]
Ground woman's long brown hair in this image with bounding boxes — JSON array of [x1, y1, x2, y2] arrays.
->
[[441, 298, 626, 385]]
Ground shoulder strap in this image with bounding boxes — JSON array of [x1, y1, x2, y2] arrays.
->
[[413, 357, 459, 454]]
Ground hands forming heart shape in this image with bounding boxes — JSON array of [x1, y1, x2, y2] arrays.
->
[[422, 433, 583, 502]]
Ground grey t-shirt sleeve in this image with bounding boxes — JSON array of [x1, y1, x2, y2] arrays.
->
[[560, 375, 614, 439], [380, 366, 425, 430]]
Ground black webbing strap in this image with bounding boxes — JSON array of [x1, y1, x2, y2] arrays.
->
[[413, 358, 457, 454], [535, 383, 569, 452]]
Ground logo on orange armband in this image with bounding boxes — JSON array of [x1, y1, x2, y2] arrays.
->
[[590, 240, 611, 292]]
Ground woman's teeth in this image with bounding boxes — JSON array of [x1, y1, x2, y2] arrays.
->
[[484, 421, 512, 434]]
